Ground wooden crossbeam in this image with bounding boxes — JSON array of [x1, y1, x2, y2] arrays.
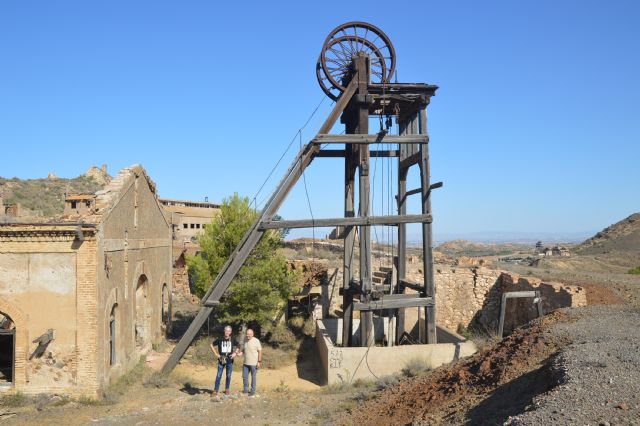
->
[[312, 134, 429, 145], [353, 296, 434, 311], [259, 213, 432, 230], [315, 149, 399, 158], [399, 279, 424, 293]]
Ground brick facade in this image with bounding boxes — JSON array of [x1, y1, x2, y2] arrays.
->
[[0, 165, 172, 398]]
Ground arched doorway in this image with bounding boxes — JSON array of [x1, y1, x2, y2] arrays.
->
[[109, 304, 118, 366], [0, 312, 15, 385], [135, 275, 151, 352], [161, 284, 171, 336]]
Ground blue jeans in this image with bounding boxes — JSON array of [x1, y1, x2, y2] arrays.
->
[[214, 361, 233, 392], [242, 364, 257, 394]]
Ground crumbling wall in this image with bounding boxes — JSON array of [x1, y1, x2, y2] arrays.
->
[[485, 273, 587, 334], [172, 253, 195, 301], [402, 265, 502, 334], [0, 233, 98, 396], [97, 168, 172, 391], [405, 264, 585, 334]]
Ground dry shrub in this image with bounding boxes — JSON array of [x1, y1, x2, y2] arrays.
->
[[401, 358, 431, 378], [1, 392, 30, 407], [262, 346, 297, 369], [190, 336, 216, 365]]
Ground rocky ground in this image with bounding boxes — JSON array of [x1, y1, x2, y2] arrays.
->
[[509, 306, 640, 426], [340, 304, 640, 425]]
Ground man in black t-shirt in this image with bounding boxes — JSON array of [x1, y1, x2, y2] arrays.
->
[[210, 325, 241, 396]]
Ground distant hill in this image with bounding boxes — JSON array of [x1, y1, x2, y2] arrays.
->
[[0, 167, 110, 217], [576, 213, 640, 255], [435, 239, 531, 257]]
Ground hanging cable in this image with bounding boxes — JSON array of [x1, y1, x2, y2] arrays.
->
[[250, 95, 328, 211], [300, 131, 316, 263]]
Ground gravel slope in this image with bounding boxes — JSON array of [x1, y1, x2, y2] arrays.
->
[[509, 306, 640, 425]]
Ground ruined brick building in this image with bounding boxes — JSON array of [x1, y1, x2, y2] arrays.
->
[[160, 198, 220, 243], [0, 165, 172, 397]]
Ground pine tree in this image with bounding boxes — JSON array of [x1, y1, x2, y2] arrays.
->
[[187, 193, 299, 327]]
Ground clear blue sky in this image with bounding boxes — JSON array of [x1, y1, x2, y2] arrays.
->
[[1, 1, 638, 241]]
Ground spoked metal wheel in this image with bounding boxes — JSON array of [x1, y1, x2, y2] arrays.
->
[[316, 21, 396, 101]]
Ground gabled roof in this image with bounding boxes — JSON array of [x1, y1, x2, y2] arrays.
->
[[87, 164, 169, 227], [1, 164, 169, 229]]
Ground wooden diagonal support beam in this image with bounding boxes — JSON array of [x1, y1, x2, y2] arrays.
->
[[258, 213, 432, 230], [161, 76, 361, 375]]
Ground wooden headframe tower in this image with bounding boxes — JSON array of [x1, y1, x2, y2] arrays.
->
[[162, 21, 439, 373]]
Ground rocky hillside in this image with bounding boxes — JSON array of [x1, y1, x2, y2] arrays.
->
[[577, 213, 640, 255], [436, 239, 530, 257], [0, 166, 110, 217]]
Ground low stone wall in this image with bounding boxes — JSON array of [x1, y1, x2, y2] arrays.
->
[[489, 273, 587, 334], [315, 320, 476, 384], [403, 266, 586, 334]]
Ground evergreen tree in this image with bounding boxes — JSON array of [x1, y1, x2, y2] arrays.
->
[[187, 193, 298, 327]]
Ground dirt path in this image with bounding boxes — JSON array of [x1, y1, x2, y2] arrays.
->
[[0, 356, 328, 426], [146, 344, 322, 393]]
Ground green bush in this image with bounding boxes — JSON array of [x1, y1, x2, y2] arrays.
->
[[267, 323, 298, 350], [628, 266, 640, 275]]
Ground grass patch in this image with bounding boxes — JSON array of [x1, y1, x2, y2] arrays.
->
[[0, 392, 30, 407], [263, 346, 297, 370], [49, 396, 72, 407], [143, 370, 191, 389], [458, 323, 500, 351], [152, 340, 170, 352], [77, 395, 114, 406], [322, 379, 352, 394], [189, 337, 216, 366], [274, 379, 290, 393], [628, 266, 640, 275], [102, 357, 149, 401]]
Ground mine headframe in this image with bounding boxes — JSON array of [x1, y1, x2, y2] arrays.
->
[[162, 22, 439, 374]]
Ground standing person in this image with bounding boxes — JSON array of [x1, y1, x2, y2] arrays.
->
[[211, 325, 240, 396], [242, 328, 262, 397]]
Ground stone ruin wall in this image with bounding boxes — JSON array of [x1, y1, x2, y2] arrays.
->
[[418, 266, 587, 334], [182, 241, 587, 336], [317, 257, 587, 335], [172, 254, 197, 302]]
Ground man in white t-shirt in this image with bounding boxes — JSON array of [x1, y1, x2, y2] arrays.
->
[[242, 328, 262, 396]]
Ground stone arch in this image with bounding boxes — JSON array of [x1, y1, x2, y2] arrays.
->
[[103, 288, 119, 370], [0, 300, 28, 388], [134, 274, 151, 353]]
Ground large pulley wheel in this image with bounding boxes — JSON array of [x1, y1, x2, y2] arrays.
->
[[316, 21, 396, 101]]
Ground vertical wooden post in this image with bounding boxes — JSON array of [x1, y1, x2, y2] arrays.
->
[[342, 144, 356, 347], [396, 121, 408, 344], [419, 107, 437, 344], [353, 54, 374, 348]]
